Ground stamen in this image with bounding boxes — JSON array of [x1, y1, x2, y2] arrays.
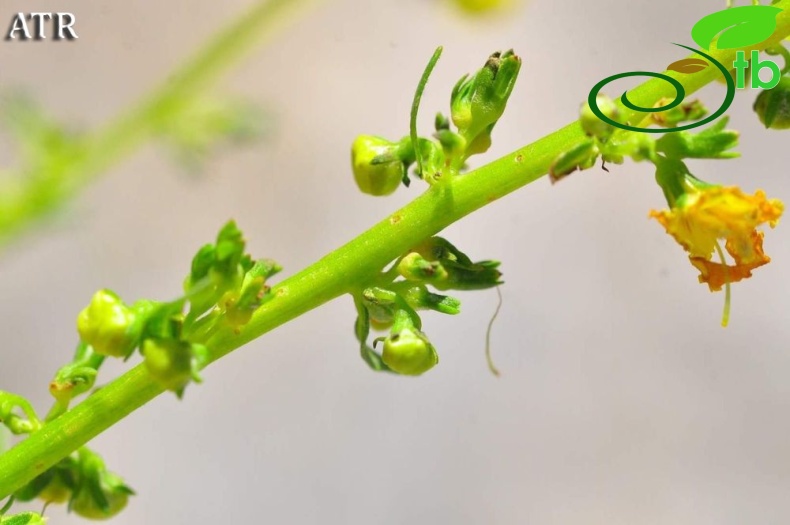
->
[[714, 241, 731, 327]]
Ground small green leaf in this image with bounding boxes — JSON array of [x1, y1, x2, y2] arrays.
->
[[691, 6, 782, 51]]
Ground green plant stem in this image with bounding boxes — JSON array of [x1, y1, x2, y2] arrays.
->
[[1, 2, 789, 498], [0, 0, 319, 248]]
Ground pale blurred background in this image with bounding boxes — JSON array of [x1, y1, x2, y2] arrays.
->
[[2, 1, 790, 523]]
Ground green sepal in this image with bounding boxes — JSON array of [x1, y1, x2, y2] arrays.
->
[[434, 112, 451, 131], [404, 237, 503, 291], [401, 286, 461, 315], [353, 295, 394, 373], [434, 129, 466, 161], [653, 157, 712, 208], [360, 287, 398, 327], [413, 138, 447, 183], [655, 117, 739, 159]]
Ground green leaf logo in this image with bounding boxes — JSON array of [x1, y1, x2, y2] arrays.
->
[[691, 5, 783, 50]]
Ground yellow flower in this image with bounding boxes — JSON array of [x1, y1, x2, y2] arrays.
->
[[450, 0, 514, 14], [650, 186, 784, 291]]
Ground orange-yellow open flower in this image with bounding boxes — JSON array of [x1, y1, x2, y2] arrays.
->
[[650, 186, 784, 291]]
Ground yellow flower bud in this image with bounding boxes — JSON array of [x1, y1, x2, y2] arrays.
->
[[351, 135, 406, 196], [77, 290, 139, 358], [382, 327, 438, 376]]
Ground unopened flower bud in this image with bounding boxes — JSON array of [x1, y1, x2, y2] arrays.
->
[[397, 252, 449, 283], [451, 50, 521, 156], [351, 135, 410, 196], [381, 311, 438, 376], [77, 290, 145, 358]]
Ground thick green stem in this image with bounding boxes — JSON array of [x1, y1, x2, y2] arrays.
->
[[0, 0, 319, 248], [1, 2, 789, 498]]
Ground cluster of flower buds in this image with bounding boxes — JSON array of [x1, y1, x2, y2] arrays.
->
[[551, 93, 657, 181], [14, 448, 133, 520], [351, 49, 521, 196], [184, 221, 281, 330], [73, 221, 279, 398], [354, 237, 501, 376], [550, 95, 742, 181]]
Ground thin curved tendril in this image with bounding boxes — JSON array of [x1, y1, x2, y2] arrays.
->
[[714, 241, 732, 327], [410, 46, 443, 177], [485, 286, 503, 377]]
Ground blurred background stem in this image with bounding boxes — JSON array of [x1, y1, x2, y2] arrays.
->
[[0, 0, 320, 249]]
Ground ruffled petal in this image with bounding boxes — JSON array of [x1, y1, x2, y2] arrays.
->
[[651, 186, 783, 291]]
